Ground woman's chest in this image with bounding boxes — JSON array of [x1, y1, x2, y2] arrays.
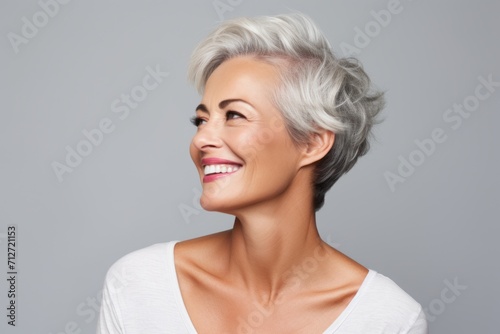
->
[[177, 277, 354, 334]]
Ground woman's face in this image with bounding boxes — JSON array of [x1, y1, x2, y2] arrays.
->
[[189, 56, 305, 213]]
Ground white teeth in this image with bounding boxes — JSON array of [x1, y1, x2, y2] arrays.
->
[[203, 164, 241, 175]]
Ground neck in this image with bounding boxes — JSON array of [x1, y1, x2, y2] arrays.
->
[[223, 173, 329, 302]]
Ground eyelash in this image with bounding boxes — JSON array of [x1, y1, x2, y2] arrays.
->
[[190, 111, 244, 127], [189, 116, 204, 127]]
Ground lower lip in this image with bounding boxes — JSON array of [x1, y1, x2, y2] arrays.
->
[[202, 167, 241, 183]]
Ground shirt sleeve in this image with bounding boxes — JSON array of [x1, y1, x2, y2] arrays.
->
[[407, 307, 428, 334], [96, 270, 125, 334]]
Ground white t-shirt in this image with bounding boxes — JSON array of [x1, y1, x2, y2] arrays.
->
[[96, 241, 428, 334]]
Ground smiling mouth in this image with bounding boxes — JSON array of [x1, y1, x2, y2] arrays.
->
[[203, 164, 241, 176]]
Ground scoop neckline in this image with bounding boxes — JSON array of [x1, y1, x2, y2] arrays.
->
[[165, 240, 376, 334]]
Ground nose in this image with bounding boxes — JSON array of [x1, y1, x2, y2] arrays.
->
[[191, 120, 224, 152]]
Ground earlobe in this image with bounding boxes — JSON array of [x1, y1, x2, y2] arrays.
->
[[301, 130, 335, 167]]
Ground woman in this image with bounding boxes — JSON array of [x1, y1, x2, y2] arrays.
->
[[97, 13, 428, 333]]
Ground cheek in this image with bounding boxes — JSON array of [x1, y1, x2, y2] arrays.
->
[[244, 133, 298, 180], [189, 142, 200, 168], [232, 126, 282, 161], [261, 134, 301, 174], [227, 132, 257, 162]]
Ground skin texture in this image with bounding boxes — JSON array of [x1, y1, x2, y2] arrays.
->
[[176, 56, 368, 333]]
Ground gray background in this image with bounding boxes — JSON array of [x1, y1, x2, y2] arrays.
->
[[1, 0, 499, 333]]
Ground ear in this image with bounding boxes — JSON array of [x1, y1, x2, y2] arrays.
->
[[299, 130, 335, 167]]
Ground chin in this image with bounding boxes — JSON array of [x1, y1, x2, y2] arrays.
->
[[199, 191, 229, 212], [199, 196, 234, 213]]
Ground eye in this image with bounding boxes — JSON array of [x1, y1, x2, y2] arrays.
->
[[190, 116, 206, 127], [226, 111, 245, 120]]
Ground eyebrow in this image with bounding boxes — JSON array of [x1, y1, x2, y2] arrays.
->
[[195, 99, 254, 114]]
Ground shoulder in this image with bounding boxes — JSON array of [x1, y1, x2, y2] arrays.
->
[[363, 271, 421, 315], [174, 230, 231, 272], [97, 242, 194, 332], [102, 241, 178, 290], [337, 270, 428, 333]]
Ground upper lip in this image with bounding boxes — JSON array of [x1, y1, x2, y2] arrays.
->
[[201, 157, 242, 167]]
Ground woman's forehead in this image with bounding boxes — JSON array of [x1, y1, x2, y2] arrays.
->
[[202, 57, 279, 107]]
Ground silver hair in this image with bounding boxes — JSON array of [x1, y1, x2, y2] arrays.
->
[[188, 13, 385, 211]]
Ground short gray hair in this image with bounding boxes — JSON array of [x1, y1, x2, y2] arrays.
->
[[188, 13, 385, 211]]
